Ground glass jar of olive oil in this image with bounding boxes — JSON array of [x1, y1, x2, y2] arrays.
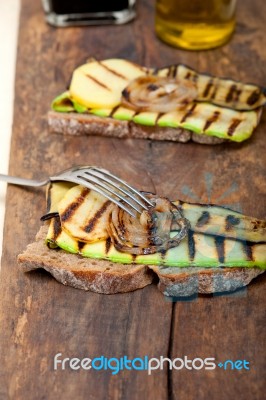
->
[[155, 0, 237, 50]]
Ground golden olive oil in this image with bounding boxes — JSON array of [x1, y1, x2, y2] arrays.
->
[[155, 0, 237, 50]]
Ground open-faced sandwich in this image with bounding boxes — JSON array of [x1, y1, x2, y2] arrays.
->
[[48, 58, 266, 144], [18, 179, 266, 297]]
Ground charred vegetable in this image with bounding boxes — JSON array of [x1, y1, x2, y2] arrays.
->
[[121, 75, 198, 113], [43, 183, 266, 269], [51, 58, 265, 143], [108, 195, 189, 255], [44, 185, 189, 255], [156, 64, 266, 111]]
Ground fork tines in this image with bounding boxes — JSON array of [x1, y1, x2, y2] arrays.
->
[[77, 167, 153, 217]]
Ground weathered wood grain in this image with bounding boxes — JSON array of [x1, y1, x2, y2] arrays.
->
[[0, 0, 265, 399]]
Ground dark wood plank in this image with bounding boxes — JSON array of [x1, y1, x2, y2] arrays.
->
[[0, 0, 265, 399], [170, 279, 266, 400], [169, 3, 266, 398]]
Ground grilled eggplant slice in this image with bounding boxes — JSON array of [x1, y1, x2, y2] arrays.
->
[[44, 183, 266, 270]]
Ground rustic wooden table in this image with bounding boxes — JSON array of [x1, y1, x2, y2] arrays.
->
[[0, 0, 265, 399]]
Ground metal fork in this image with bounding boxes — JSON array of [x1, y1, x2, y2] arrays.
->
[[0, 166, 154, 217]]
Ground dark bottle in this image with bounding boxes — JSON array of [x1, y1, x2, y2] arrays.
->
[[42, 0, 136, 26]]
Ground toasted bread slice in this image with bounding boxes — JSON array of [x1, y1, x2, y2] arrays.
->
[[48, 58, 265, 144], [48, 110, 225, 144], [18, 225, 264, 297]]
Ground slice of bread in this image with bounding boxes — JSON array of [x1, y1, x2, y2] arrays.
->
[[47, 111, 225, 144], [17, 225, 264, 297]]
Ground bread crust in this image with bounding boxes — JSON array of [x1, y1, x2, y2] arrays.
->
[[47, 111, 225, 144], [17, 226, 264, 296], [150, 265, 264, 297]]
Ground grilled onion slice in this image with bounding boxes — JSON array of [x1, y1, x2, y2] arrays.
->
[[121, 75, 198, 113], [108, 195, 189, 255]]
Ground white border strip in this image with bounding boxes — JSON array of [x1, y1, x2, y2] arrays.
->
[[0, 0, 21, 261]]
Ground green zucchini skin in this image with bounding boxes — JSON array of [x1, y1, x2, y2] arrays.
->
[[51, 91, 261, 143], [175, 201, 266, 243], [45, 184, 266, 270], [46, 216, 266, 269], [51, 59, 266, 142]]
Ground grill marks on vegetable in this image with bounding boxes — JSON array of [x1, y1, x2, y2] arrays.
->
[[85, 61, 131, 93], [98, 61, 128, 80], [247, 89, 261, 106], [184, 106, 223, 134], [159, 64, 266, 110], [109, 105, 121, 118], [178, 103, 243, 137], [225, 84, 240, 103], [78, 60, 263, 139], [166, 65, 178, 77], [60, 187, 91, 222], [195, 209, 241, 235], [60, 188, 111, 241], [242, 241, 254, 261], [203, 81, 214, 98], [187, 230, 196, 261], [196, 211, 210, 228], [203, 111, 220, 131], [214, 236, 225, 263], [49, 217, 259, 266], [50, 216, 62, 243], [85, 74, 111, 91], [48, 208, 263, 268], [225, 215, 240, 231], [251, 219, 266, 231], [105, 237, 112, 254], [84, 200, 111, 233], [46, 182, 266, 267], [180, 103, 197, 123], [228, 119, 242, 136]]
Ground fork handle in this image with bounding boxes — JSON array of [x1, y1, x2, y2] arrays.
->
[[0, 174, 48, 187]]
